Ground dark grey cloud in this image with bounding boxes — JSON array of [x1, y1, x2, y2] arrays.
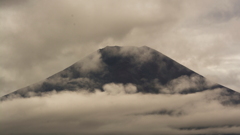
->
[[0, 0, 240, 97], [0, 0, 29, 8]]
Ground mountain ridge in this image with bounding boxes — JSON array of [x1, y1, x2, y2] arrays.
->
[[1, 46, 240, 104]]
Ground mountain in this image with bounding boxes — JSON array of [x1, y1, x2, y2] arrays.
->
[[1, 46, 240, 104]]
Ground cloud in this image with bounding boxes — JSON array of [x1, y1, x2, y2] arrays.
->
[[120, 46, 156, 63], [160, 74, 217, 94], [1, 88, 240, 135], [0, 0, 183, 96], [1, 0, 240, 96], [103, 83, 137, 95], [74, 51, 106, 74], [99, 46, 157, 65]]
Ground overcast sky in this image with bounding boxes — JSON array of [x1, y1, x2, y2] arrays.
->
[[1, 0, 240, 96]]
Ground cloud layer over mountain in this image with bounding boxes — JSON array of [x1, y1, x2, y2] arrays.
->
[[1, 1, 240, 134], [4, 46, 236, 101], [1, 0, 240, 96], [1, 87, 240, 135]]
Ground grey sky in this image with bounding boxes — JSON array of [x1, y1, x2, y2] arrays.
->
[[1, 0, 240, 96]]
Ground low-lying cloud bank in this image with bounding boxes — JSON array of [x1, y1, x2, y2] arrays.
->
[[1, 87, 240, 135]]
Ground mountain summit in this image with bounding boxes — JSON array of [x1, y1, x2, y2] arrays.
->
[[1, 46, 240, 104]]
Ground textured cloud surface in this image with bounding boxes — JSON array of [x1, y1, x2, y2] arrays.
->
[[1, 88, 240, 135], [1, 1, 240, 134], [1, 0, 240, 96]]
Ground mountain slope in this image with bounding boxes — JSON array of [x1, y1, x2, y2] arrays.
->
[[1, 46, 240, 104]]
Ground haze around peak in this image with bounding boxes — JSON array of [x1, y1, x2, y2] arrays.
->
[[1, 46, 239, 106], [1, 0, 240, 96]]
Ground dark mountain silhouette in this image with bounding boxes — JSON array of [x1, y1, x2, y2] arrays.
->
[[1, 46, 240, 104]]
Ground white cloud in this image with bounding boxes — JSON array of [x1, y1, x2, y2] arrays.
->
[[0, 88, 240, 134], [161, 74, 217, 94], [103, 83, 137, 95], [74, 51, 105, 74], [124, 83, 137, 94]]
